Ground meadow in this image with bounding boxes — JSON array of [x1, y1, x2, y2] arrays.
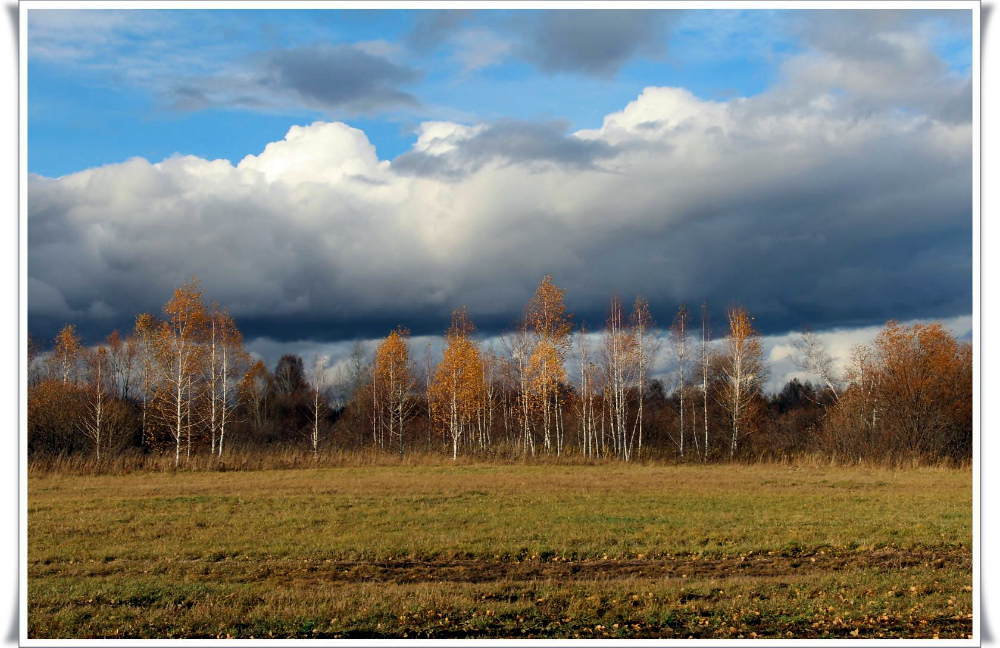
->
[[27, 462, 972, 639]]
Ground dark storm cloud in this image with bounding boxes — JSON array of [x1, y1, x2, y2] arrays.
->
[[163, 44, 422, 116], [262, 45, 422, 113], [404, 10, 674, 78], [393, 120, 619, 179], [169, 86, 211, 111], [405, 10, 475, 53], [519, 10, 671, 77]]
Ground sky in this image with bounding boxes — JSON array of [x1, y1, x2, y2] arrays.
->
[[26, 6, 974, 392]]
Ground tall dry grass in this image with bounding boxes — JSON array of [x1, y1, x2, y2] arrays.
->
[[26, 442, 969, 477]]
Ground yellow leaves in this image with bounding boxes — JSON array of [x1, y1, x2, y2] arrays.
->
[[429, 310, 484, 440], [727, 306, 757, 346], [521, 278, 572, 409], [372, 326, 417, 435], [374, 327, 412, 384], [163, 276, 208, 337], [526, 275, 572, 341], [50, 323, 84, 383], [528, 338, 565, 394]]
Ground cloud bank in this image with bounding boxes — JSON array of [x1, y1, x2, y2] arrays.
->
[[28, 15, 972, 348]]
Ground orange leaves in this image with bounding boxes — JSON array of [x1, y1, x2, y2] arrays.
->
[[447, 306, 477, 341], [163, 277, 209, 338], [718, 305, 767, 457], [874, 321, 971, 417], [372, 326, 418, 452], [522, 277, 573, 454], [50, 324, 83, 384], [528, 339, 562, 390], [525, 277, 572, 396], [153, 277, 210, 378], [429, 309, 485, 456], [374, 327, 414, 394], [526, 275, 573, 342], [725, 306, 759, 355], [833, 320, 972, 460]]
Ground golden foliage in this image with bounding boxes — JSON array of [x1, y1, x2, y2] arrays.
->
[[429, 308, 484, 457], [49, 324, 83, 384]]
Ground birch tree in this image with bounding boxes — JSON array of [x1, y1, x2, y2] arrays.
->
[[373, 327, 418, 457], [671, 304, 690, 458], [50, 325, 83, 385], [576, 324, 600, 458], [206, 305, 222, 455], [132, 314, 156, 447], [80, 346, 120, 460], [793, 329, 842, 403], [631, 296, 657, 459], [719, 306, 766, 459], [602, 296, 639, 461], [151, 278, 208, 467], [525, 276, 572, 455], [429, 308, 483, 459], [478, 347, 499, 452], [502, 324, 536, 456], [424, 341, 434, 450], [215, 310, 248, 457], [700, 303, 711, 460], [307, 354, 330, 457]]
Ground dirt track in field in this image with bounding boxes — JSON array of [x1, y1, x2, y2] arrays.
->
[[295, 546, 969, 584], [34, 546, 968, 585]]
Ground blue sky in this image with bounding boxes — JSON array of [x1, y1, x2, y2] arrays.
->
[[27, 8, 972, 177]]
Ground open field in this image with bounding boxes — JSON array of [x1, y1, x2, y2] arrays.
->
[[28, 463, 972, 639]]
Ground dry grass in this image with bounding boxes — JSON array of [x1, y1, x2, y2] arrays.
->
[[28, 463, 972, 638], [27, 445, 969, 477]]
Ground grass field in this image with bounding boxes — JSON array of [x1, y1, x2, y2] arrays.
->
[[27, 463, 972, 639]]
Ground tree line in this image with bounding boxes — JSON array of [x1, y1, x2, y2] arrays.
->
[[27, 276, 972, 466]]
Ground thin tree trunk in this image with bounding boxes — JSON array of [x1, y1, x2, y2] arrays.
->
[[210, 315, 217, 456], [218, 343, 228, 457]]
